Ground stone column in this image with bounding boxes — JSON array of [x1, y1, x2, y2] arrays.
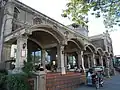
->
[[109, 57, 114, 69], [57, 45, 66, 74], [1, 44, 11, 69], [100, 56, 103, 66], [91, 53, 96, 67], [105, 57, 110, 77], [109, 57, 115, 75], [64, 53, 67, 70], [87, 55, 90, 68], [41, 49, 46, 69], [15, 35, 28, 69], [111, 57, 116, 75], [80, 51, 85, 71], [2, 44, 11, 61], [77, 51, 81, 68]]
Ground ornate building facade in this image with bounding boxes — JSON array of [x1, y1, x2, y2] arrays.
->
[[0, 0, 115, 89], [0, 0, 114, 75]]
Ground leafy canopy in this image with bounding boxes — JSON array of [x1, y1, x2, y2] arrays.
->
[[62, 0, 120, 31]]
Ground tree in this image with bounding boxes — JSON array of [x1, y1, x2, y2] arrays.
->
[[62, 0, 120, 31]]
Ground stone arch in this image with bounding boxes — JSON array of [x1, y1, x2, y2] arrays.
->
[[28, 37, 43, 48], [64, 38, 84, 70], [104, 51, 109, 57], [88, 44, 96, 53], [65, 37, 84, 52], [84, 44, 93, 53], [84, 44, 96, 53], [27, 24, 67, 72], [84, 44, 96, 68], [96, 48, 104, 66], [67, 40, 81, 50], [97, 48, 103, 55], [29, 24, 65, 44], [71, 38, 84, 49]]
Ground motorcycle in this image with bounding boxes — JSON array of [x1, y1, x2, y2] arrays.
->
[[99, 78, 104, 87], [93, 75, 100, 89], [93, 74, 104, 89]]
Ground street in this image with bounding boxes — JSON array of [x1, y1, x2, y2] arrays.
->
[[76, 72, 120, 90]]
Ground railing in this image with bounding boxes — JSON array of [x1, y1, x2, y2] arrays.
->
[[46, 72, 86, 90]]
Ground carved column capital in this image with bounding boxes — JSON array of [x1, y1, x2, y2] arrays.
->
[[25, 29, 32, 35], [60, 40, 67, 46], [16, 34, 28, 40]]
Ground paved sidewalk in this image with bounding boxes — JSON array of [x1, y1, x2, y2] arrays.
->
[[75, 72, 120, 90]]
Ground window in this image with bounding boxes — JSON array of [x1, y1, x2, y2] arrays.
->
[[12, 7, 20, 31], [67, 55, 77, 69], [13, 7, 20, 19]]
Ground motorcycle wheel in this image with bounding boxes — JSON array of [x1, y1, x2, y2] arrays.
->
[[95, 81, 100, 89], [100, 83, 103, 87]]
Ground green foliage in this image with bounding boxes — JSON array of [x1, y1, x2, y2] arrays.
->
[[0, 73, 7, 90], [0, 59, 35, 90], [62, 0, 120, 31], [6, 59, 35, 90], [22, 60, 35, 77], [7, 74, 30, 90]]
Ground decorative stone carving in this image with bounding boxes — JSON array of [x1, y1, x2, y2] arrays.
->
[[53, 24, 57, 29], [33, 16, 42, 24]]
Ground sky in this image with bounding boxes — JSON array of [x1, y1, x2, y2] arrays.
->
[[19, 0, 120, 55]]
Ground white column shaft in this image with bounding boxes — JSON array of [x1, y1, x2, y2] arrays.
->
[[57, 45, 66, 74], [16, 35, 28, 68], [41, 49, 46, 69]]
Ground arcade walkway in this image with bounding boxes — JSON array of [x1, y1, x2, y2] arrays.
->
[[75, 71, 120, 90]]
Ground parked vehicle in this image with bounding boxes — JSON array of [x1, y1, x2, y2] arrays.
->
[[86, 67, 104, 89]]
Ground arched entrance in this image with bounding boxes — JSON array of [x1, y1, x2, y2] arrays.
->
[[27, 24, 65, 73], [64, 38, 84, 71], [10, 24, 67, 74], [84, 44, 96, 69], [95, 48, 104, 66]]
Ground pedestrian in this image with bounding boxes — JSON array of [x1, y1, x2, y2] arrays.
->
[[86, 69, 93, 85]]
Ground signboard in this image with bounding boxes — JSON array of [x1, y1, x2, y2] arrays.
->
[[21, 50, 26, 57]]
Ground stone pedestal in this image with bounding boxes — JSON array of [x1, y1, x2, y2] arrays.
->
[[105, 68, 110, 78], [35, 71, 46, 90]]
